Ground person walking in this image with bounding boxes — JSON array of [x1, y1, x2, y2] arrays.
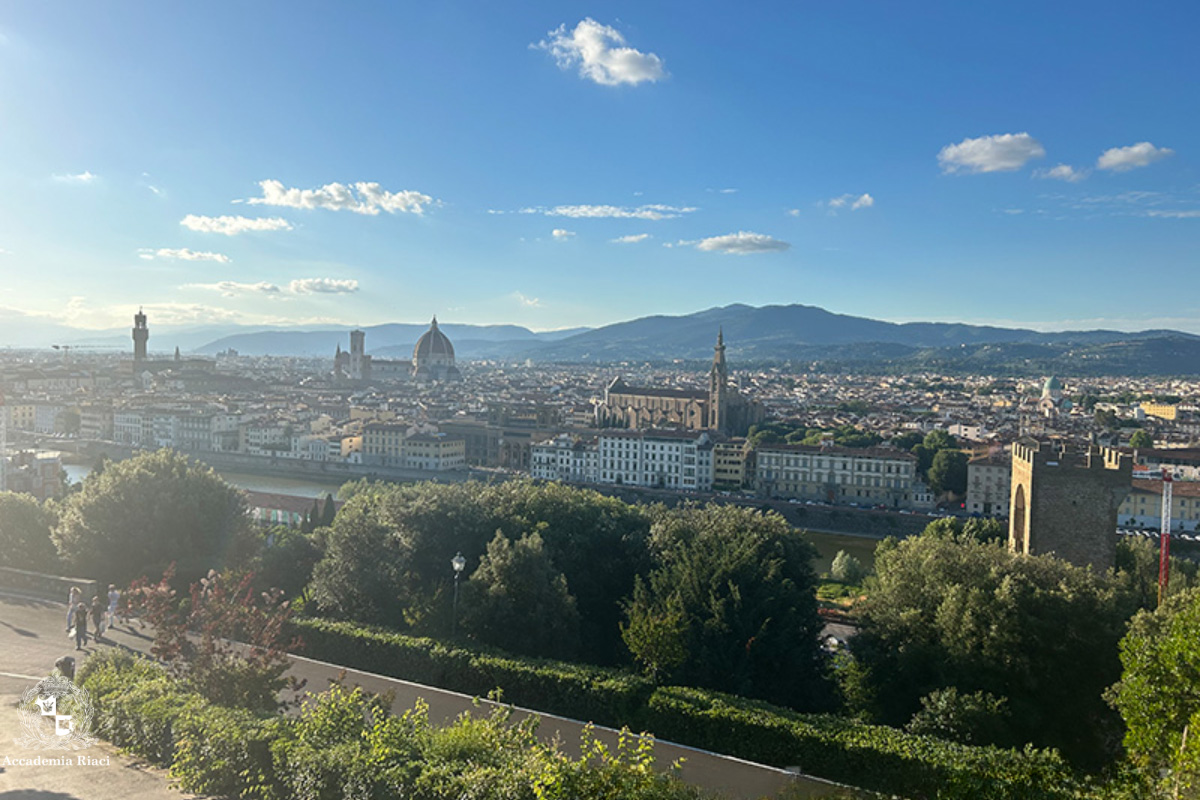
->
[[66, 586, 81, 631], [90, 594, 105, 640], [106, 584, 120, 629], [72, 602, 88, 650]]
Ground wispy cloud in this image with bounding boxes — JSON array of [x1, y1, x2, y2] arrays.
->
[[611, 233, 651, 244], [181, 214, 293, 235], [551, 228, 576, 239], [52, 171, 97, 184], [521, 203, 695, 220], [938, 132, 1045, 174], [1146, 210, 1200, 219], [1097, 142, 1174, 172], [184, 281, 282, 297], [827, 192, 874, 211], [695, 231, 790, 255], [139, 247, 231, 263], [245, 179, 434, 215], [1034, 164, 1089, 182], [512, 291, 542, 307], [289, 278, 359, 294], [534, 18, 666, 86]]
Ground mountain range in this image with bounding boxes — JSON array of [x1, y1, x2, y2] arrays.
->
[[19, 304, 1200, 376]]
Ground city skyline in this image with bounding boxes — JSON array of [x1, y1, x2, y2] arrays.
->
[[0, 3, 1197, 335]]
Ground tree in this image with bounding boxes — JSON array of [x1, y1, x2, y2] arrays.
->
[[905, 687, 1013, 747], [927, 449, 969, 496], [620, 577, 688, 682], [830, 550, 865, 584], [460, 531, 581, 660], [890, 431, 924, 451], [52, 449, 250, 586], [848, 532, 1135, 768], [626, 505, 829, 710], [308, 496, 408, 626], [1108, 588, 1200, 795], [319, 493, 337, 527], [126, 565, 302, 712], [1128, 430, 1154, 449], [0, 492, 58, 572]]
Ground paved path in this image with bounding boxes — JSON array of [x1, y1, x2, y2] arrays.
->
[[0, 593, 862, 800]]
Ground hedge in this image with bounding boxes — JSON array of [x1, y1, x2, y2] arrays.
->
[[288, 617, 1080, 800], [289, 617, 654, 727], [641, 686, 1077, 800]]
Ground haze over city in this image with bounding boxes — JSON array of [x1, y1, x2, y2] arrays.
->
[[0, 2, 1197, 338]]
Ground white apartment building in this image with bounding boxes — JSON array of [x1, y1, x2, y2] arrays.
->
[[754, 443, 918, 508], [533, 430, 715, 492]]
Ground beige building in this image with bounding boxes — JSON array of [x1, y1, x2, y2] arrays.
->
[[966, 452, 1011, 516], [713, 439, 749, 489], [403, 433, 465, 471]]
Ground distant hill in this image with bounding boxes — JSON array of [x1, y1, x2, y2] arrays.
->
[[194, 323, 590, 358], [184, 303, 1200, 375]]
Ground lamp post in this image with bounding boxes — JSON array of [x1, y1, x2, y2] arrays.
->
[[451, 551, 466, 636]]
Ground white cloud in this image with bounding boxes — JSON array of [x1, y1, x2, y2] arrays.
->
[[523, 203, 695, 220], [181, 214, 293, 235], [53, 171, 97, 184], [184, 281, 282, 298], [695, 231, 790, 255], [611, 233, 651, 244], [534, 18, 666, 86], [827, 192, 874, 210], [512, 292, 542, 307], [551, 228, 576, 239], [246, 179, 434, 215], [1097, 142, 1174, 172], [1034, 164, 1089, 182], [289, 278, 359, 294], [787, 208, 801, 217], [937, 133, 1045, 174], [1146, 210, 1200, 219], [138, 247, 231, 263]]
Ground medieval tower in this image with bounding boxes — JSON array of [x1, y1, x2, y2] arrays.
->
[[1009, 438, 1132, 571], [132, 308, 149, 361], [349, 329, 366, 381]]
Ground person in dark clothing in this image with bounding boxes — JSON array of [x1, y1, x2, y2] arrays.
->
[[54, 655, 76, 682], [72, 602, 88, 650], [90, 595, 105, 640]]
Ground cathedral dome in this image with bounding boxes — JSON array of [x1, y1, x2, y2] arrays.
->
[[413, 317, 456, 362]]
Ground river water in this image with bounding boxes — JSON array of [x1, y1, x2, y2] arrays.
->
[[63, 464, 345, 499]]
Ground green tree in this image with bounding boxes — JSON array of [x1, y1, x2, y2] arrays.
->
[[0, 492, 58, 572], [830, 550, 865, 584], [627, 505, 829, 710], [52, 449, 249, 586], [460, 531, 581, 660], [848, 532, 1135, 767], [1128, 430, 1154, 449], [923, 429, 959, 452], [891, 431, 924, 451], [905, 687, 1014, 747], [620, 577, 689, 682], [248, 526, 323, 600], [319, 493, 337, 527], [927, 449, 969, 496], [1108, 588, 1200, 795], [308, 496, 407, 626], [1115, 536, 1197, 610]]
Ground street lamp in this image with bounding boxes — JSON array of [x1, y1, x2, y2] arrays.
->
[[451, 551, 466, 636]]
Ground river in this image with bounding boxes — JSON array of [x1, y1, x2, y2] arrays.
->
[[63, 464, 346, 499]]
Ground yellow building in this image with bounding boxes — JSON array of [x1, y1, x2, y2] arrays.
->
[[1141, 402, 1178, 421], [713, 439, 748, 489]]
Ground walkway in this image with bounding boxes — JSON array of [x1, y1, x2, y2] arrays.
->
[[0, 593, 861, 800]]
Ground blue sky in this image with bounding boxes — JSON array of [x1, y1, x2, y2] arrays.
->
[[0, 1, 1196, 335]]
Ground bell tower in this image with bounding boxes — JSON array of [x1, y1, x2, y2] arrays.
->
[[132, 308, 149, 361], [709, 328, 728, 434]]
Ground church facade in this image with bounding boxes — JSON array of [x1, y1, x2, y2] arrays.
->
[[595, 331, 763, 436]]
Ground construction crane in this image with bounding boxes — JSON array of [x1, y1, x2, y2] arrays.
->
[[51, 344, 118, 363], [1160, 467, 1173, 607]]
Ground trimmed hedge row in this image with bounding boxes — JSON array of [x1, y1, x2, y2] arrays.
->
[[290, 617, 1079, 800], [290, 617, 654, 727], [642, 686, 1076, 800]]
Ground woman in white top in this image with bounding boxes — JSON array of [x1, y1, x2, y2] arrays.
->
[[66, 586, 81, 631], [106, 585, 120, 628]]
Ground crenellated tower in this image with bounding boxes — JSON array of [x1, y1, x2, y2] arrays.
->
[[132, 308, 149, 361], [709, 328, 728, 434]]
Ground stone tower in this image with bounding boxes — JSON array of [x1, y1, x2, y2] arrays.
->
[[1009, 438, 1132, 571], [349, 329, 365, 380], [132, 308, 149, 361], [708, 328, 728, 435]]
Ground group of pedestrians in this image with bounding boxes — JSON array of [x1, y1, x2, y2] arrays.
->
[[66, 584, 121, 651]]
